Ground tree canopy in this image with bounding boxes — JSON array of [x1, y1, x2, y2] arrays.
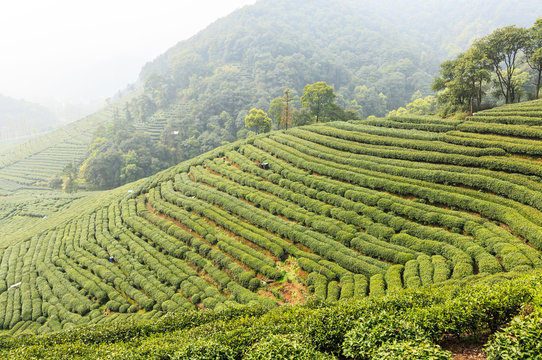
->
[[301, 82, 337, 123], [433, 18, 542, 112], [525, 18, 542, 99], [244, 108, 272, 134]]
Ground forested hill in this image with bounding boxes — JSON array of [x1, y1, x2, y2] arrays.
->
[[1, 0, 539, 194], [97, 0, 539, 189], [139, 0, 539, 112]]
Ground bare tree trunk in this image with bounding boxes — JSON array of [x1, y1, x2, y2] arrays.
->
[[478, 79, 483, 110], [495, 68, 508, 103], [537, 69, 541, 100]]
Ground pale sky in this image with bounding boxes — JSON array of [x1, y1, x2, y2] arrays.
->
[[0, 0, 257, 105]]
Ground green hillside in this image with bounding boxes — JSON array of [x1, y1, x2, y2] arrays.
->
[[0, 99, 541, 357], [0, 108, 113, 195], [94, 0, 540, 189]]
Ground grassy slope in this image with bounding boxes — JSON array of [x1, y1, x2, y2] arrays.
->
[[1, 100, 542, 357]]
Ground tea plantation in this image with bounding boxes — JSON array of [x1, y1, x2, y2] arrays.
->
[[0, 108, 113, 196], [2, 100, 542, 358]]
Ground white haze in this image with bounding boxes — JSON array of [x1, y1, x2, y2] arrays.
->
[[0, 0, 257, 107]]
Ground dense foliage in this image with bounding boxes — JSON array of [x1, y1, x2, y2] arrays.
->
[[433, 18, 542, 114], [80, 117, 174, 189], [80, 0, 540, 186], [0, 271, 541, 359]]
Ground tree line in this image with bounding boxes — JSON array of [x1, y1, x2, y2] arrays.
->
[[433, 18, 542, 114], [245, 81, 360, 134], [61, 81, 355, 190]]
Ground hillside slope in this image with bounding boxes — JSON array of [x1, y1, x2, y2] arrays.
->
[[1, 100, 542, 337], [91, 0, 541, 188], [0, 107, 114, 195]]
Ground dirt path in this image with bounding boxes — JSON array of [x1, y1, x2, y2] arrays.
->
[[440, 335, 488, 360]]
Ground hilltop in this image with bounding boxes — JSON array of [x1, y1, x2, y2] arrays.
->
[[0, 100, 542, 358]]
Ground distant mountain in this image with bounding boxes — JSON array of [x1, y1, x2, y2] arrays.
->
[[88, 0, 539, 187], [139, 0, 540, 110], [0, 95, 59, 142]]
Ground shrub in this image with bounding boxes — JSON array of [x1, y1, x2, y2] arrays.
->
[[485, 310, 542, 360], [339, 274, 354, 300], [342, 311, 429, 359], [244, 334, 335, 360], [369, 274, 386, 297], [327, 281, 340, 302], [375, 340, 452, 360], [249, 278, 261, 292], [172, 339, 235, 360]]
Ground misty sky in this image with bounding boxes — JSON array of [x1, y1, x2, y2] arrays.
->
[[0, 0, 256, 105]]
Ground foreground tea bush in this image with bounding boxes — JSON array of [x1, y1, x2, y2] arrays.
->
[[244, 334, 335, 360], [0, 271, 540, 359], [485, 310, 542, 359]]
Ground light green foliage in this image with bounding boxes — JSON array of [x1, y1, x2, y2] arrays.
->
[[525, 18, 542, 99], [375, 341, 452, 360], [245, 334, 335, 360], [268, 97, 284, 129], [244, 108, 272, 134], [342, 311, 430, 359], [301, 81, 341, 123], [434, 18, 542, 112], [485, 309, 542, 359], [477, 25, 529, 104]]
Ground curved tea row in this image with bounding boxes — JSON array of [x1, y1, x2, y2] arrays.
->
[[2, 100, 542, 335]]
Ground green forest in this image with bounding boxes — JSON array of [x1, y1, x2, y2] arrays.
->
[[75, 0, 542, 190]]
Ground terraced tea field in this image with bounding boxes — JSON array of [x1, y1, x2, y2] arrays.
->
[[2, 99, 542, 335], [0, 108, 113, 195]]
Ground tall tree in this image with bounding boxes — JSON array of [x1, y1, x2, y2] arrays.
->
[[244, 108, 272, 134], [476, 26, 529, 103], [432, 48, 491, 113], [462, 45, 492, 111], [301, 81, 336, 122], [281, 89, 294, 129], [268, 97, 283, 129], [525, 18, 542, 99], [62, 162, 79, 193]]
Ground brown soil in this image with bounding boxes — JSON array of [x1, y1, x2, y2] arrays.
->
[[272, 258, 309, 304], [499, 223, 511, 231], [257, 289, 283, 305], [277, 281, 306, 304], [204, 165, 222, 177], [145, 201, 252, 273], [225, 158, 243, 171], [439, 334, 489, 360]]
